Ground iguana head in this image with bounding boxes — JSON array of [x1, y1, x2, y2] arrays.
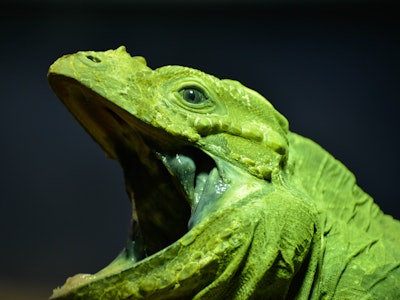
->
[[47, 46, 292, 298]]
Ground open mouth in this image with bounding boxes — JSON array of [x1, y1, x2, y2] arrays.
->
[[47, 77, 229, 298]]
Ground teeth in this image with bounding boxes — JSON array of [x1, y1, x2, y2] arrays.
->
[[51, 273, 96, 299]]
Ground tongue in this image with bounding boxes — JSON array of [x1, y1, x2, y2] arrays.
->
[[157, 153, 196, 206], [156, 151, 231, 230], [189, 168, 229, 228]]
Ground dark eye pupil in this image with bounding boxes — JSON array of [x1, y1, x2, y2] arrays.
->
[[183, 88, 204, 104]]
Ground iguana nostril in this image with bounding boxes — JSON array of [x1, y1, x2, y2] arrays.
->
[[86, 55, 101, 63]]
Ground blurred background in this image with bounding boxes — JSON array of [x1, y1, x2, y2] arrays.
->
[[1, 0, 399, 299]]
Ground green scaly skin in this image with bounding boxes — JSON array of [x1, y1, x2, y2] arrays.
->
[[47, 46, 400, 299]]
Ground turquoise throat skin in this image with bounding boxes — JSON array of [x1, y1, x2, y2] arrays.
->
[[48, 46, 400, 299]]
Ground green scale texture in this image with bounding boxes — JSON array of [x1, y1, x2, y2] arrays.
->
[[48, 47, 400, 299]]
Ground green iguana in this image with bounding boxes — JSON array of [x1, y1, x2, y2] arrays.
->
[[47, 46, 400, 299]]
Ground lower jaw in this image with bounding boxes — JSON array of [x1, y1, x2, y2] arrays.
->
[[51, 244, 137, 298], [51, 148, 225, 299]]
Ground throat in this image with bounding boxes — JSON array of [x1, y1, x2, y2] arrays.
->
[[118, 146, 191, 257]]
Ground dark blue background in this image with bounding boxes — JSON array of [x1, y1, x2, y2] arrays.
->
[[1, 2, 398, 299]]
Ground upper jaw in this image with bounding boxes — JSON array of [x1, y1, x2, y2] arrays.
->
[[48, 52, 234, 297]]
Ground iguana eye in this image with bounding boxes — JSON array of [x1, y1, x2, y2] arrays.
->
[[181, 88, 207, 104]]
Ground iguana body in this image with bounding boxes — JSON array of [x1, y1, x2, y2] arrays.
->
[[47, 46, 400, 299]]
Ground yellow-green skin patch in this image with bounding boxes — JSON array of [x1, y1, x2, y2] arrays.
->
[[48, 47, 400, 299]]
